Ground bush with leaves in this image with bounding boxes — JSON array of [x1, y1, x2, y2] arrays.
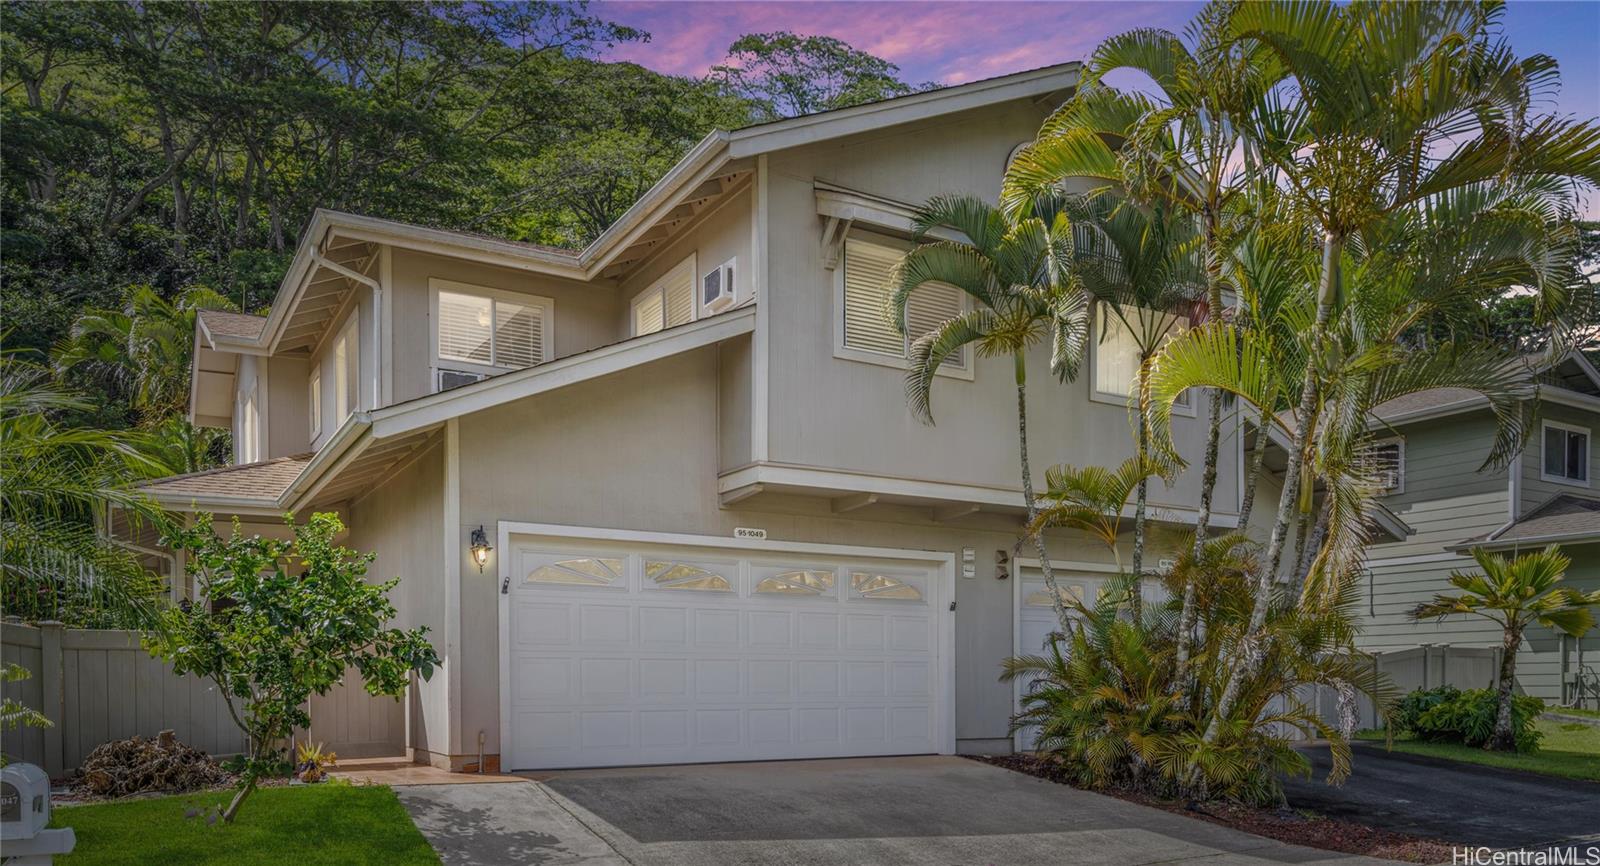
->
[[1395, 687, 1545, 753], [145, 512, 438, 822]]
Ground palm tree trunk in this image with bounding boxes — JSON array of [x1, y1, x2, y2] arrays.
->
[[1205, 231, 1340, 743], [1177, 213, 1226, 682], [1130, 371, 1150, 616], [1488, 626, 1522, 751], [1015, 351, 1070, 630], [1237, 430, 1269, 531]]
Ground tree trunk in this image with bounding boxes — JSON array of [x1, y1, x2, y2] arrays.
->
[[1130, 364, 1151, 617], [221, 772, 256, 823], [1487, 626, 1522, 751], [1237, 430, 1269, 531], [1016, 352, 1070, 631], [1204, 231, 1340, 743]]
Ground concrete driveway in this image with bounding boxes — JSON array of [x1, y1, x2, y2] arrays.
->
[[512, 755, 1396, 866], [1286, 741, 1600, 850]]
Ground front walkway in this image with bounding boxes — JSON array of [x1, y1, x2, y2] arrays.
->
[[396, 755, 1402, 865]]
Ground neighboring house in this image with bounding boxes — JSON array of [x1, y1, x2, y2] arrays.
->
[[1354, 354, 1600, 706], [129, 63, 1246, 771]]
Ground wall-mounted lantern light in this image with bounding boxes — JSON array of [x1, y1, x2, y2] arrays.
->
[[470, 526, 492, 573]]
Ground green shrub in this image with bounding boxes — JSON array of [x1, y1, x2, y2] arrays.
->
[[1394, 686, 1544, 752], [1393, 685, 1460, 733]]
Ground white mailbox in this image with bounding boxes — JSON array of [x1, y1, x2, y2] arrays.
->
[[0, 762, 48, 839], [1, 763, 75, 865]]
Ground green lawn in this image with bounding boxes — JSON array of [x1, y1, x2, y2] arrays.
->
[[1546, 706, 1600, 721], [51, 783, 439, 866], [1357, 718, 1600, 782]]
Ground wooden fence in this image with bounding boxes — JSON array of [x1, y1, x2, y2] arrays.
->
[[1, 621, 247, 776]]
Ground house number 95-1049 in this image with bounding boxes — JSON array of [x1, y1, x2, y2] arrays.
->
[[734, 527, 767, 540]]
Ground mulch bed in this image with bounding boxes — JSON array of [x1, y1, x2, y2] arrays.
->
[[972, 754, 1457, 864]]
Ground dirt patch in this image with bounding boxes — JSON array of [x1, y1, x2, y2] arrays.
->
[[972, 754, 1457, 864]]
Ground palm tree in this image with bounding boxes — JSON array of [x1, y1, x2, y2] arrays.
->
[[1, 350, 165, 628], [1172, 0, 1600, 741], [1002, 5, 1277, 672], [1063, 195, 1205, 587], [890, 194, 1088, 628], [53, 283, 237, 424], [1413, 545, 1600, 751]]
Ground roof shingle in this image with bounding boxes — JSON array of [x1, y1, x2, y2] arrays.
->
[[1459, 492, 1600, 548], [138, 454, 310, 502], [198, 309, 268, 342]]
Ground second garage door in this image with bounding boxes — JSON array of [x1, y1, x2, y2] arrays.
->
[[500, 529, 951, 770]]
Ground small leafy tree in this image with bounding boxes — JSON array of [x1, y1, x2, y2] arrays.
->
[[1412, 544, 1600, 751], [2, 664, 52, 767], [146, 512, 439, 822]]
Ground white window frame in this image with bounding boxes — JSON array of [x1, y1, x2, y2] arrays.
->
[[308, 364, 322, 440], [1087, 304, 1194, 417], [832, 232, 974, 381], [1540, 419, 1591, 487], [630, 253, 697, 337], [333, 315, 357, 420], [429, 279, 554, 383], [1369, 435, 1405, 495]]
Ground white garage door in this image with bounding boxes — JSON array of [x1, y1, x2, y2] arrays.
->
[[500, 529, 951, 770]]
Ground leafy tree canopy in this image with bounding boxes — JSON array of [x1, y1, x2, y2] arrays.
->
[[710, 31, 930, 121]]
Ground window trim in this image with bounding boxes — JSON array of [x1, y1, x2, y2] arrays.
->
[[333, 315, 357, 420], [832, 231, 974, 382], [630, 253, 697, 337], [1369, 435, 1405, 495], [1540, 419, 1591, 487], [429, 278, 554, 382], [1086, 304, 1195, 418], [308, 364, 322, 440]]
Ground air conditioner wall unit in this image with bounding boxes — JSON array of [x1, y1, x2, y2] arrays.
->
[[437, 368, 487, 392], [702, 258, 735, 312]]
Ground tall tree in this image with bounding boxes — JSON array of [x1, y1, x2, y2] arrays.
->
[[710, 32, 927, 121], [890, 194, 1089, 628]]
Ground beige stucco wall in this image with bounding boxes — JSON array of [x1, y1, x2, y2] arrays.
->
[[449, 345, 1186, 759], [386, 249, 622, 405], [757, 100, 1242, 515], [345, 441, 446, 755]]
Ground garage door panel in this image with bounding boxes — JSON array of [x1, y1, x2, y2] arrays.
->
[[638, 606, 688, 646], [796, 612, 840, 649], [515, 602, 572, 645], [748, 660, 791, 698], [504, 537, 946, 770], [639, 658, 689, 698]]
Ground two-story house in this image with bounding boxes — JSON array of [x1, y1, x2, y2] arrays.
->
[[132, 63, 1244, 772], [1348, 354, 1600, 707]]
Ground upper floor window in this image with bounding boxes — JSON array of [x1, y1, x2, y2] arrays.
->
[[308, 365, 322, 439], [632, 254, 696, 336], [1368, 437, 1404, 494], [1542, 420, 1589, 486], [1090, 304, 1190, 412], [431, 279, 552, 392], [837, 233, 967, 374], [333, 316, 357, 419]]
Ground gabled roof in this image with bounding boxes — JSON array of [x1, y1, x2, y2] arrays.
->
[[1447, 492, 1600, 552], [219, 62, 1079, 356], [1371, 350, 1600, 427], [148, 306, 756, 514], [197, 310, 267, 344]]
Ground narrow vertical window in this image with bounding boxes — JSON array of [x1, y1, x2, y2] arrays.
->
[[308, 365, 322, 439]]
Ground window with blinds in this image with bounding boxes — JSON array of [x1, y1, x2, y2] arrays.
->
[[1092, 305, 1189, 406], [632, 255, 696, 336], [842, 235, 965, 368], [433, 283, 550, 387]]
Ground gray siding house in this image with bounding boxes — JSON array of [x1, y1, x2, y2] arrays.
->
[[1355, 355, 1600, 706], [129, 64, 1249, 772]]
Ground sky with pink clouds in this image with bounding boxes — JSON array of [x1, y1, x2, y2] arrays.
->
[[595, 1, 1600, 123]]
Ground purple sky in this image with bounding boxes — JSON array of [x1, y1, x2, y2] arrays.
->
[[596, 0, 1600, 213]]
